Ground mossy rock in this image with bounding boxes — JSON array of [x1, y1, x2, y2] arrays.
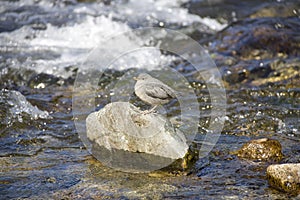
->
[[267, 163, 300, 195], [149, 145, 199, 177], [232, 138, 283, 162]]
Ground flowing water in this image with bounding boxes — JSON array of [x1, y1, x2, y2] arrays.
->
[[0, 0, 299, 199]]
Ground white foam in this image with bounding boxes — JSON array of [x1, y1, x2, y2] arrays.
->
[[110, 0, 226, 30], [30, 16, 130, 49], [28, 15, 174, 75], [0, 0, 226, 77], [110, 0, 200, 26], [1, 15, 175, 76]]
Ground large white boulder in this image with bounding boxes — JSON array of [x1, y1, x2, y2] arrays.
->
[[86, 102, 189, 172]]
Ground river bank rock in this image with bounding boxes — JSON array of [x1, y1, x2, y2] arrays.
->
[[234, 138, 283, 162], [86, 102, 189, 172], [211, 17, 300, 86], [267, 163, 300, 194]]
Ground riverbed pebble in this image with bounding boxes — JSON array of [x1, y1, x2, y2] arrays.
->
[[267, 163, 300, 194], [235, 138, 283, 162]]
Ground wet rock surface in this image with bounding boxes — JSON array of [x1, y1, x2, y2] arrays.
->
[[234, 138, 283, 162], [267, 163, 300, 194], [215, 18, 300, 58], [87, 102, 188, 159], [86, 102, 189, 172], [211, 17, 300, 86]]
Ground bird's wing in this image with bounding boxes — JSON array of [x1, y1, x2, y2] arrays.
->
[[144, 83, 176, 100]]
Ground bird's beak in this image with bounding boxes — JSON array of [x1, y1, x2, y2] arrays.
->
[[133, 77, 138, 81]]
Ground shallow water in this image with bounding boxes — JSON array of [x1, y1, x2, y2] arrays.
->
[[0, 0, 300, 199]]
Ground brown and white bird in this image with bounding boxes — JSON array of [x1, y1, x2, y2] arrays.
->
[[134, 73, 176, 113]]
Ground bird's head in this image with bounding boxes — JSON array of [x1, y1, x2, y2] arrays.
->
[[133, 73, 152, 81]]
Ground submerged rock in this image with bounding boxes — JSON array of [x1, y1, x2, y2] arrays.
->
[[233, 138, 283, 162], [214, 17, 300, 59], [267, 163, 300, 194], [86, 102, 189, 172], [212, 17, 300, 86], [250, 2, 300, 18]]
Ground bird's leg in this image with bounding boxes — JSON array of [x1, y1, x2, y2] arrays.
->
[[148, 105, 158, 113], [141, 105, 158, 114]]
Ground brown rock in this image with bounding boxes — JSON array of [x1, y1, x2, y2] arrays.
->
[[267, 163, 300, 194], [234, 138, 283, 162]]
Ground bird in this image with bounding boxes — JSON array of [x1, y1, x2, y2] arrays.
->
[[134, 73, 177, 113]]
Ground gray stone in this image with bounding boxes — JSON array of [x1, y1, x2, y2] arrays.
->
[[267, 163, 300, 194], [86, 102, 188, 161]]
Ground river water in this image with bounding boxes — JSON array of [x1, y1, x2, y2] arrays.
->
[[0, 0, 299, 199]]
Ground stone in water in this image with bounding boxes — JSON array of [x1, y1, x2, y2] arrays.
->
[[86, 102, 188, 172]]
